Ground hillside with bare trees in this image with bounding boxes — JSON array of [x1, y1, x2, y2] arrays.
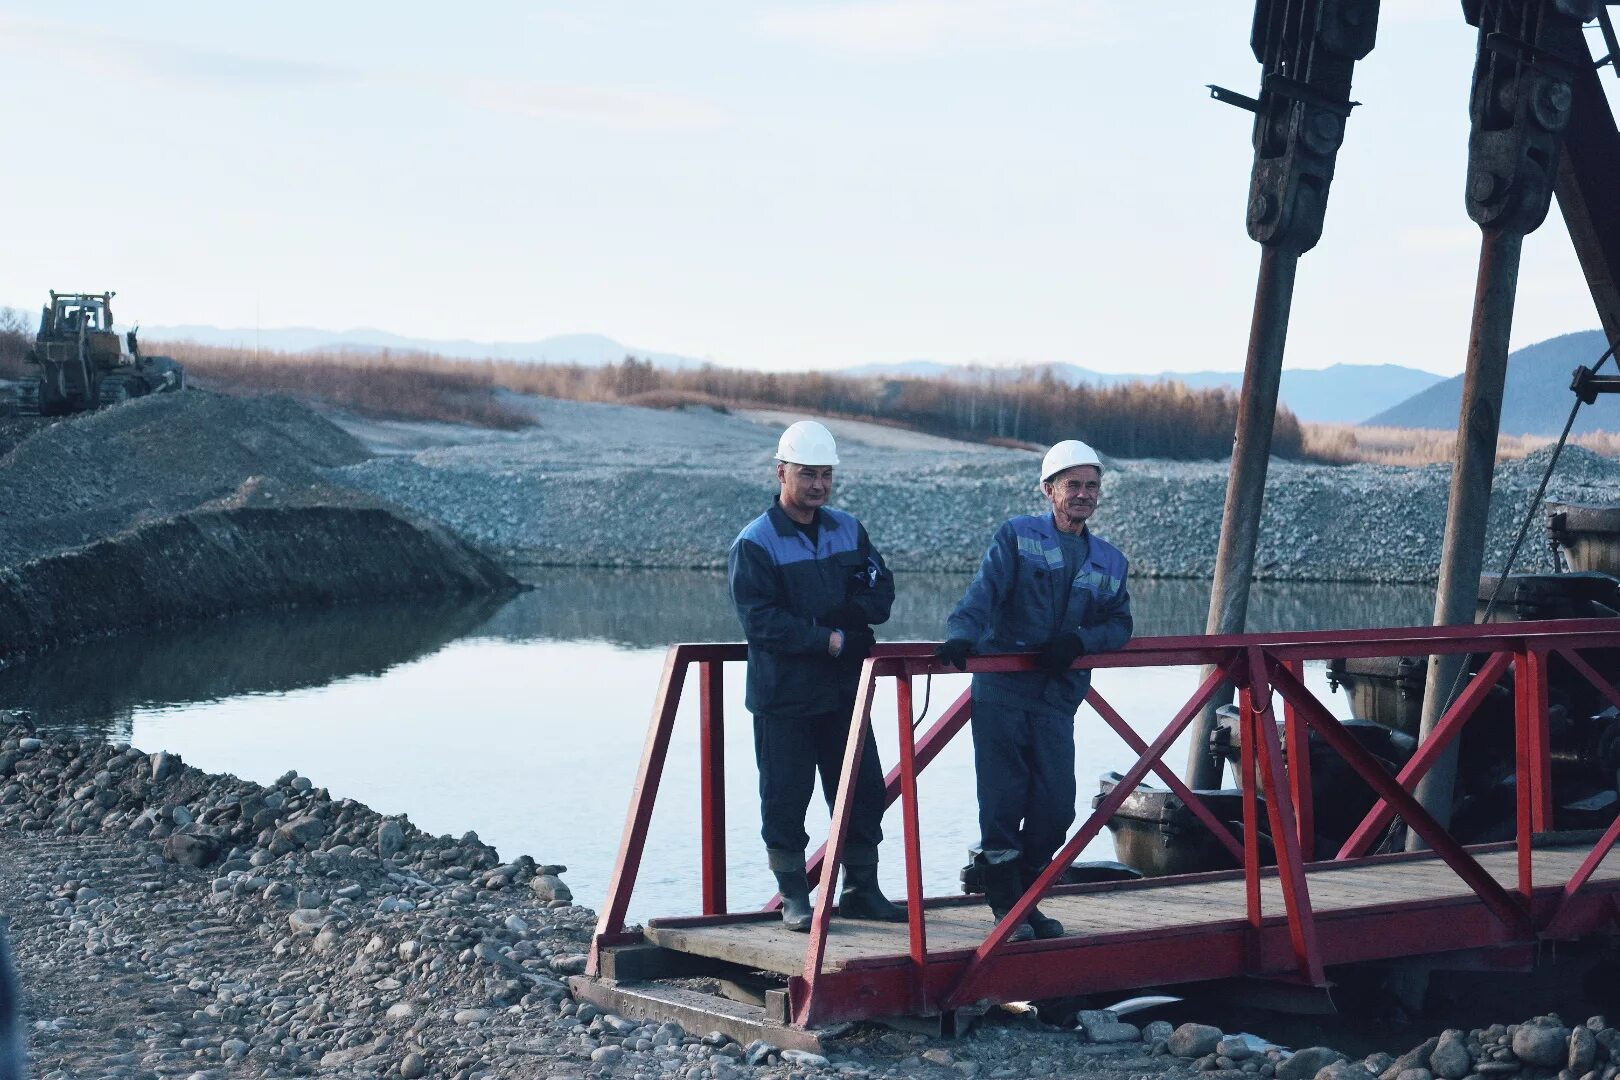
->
[[151, 344, 1303, 462]]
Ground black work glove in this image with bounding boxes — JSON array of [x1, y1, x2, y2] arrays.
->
[[837, 625, 876, 665], [1037, 632, 1086, 677], [935, 638, 974, 672], [819, 601, 870, 631]]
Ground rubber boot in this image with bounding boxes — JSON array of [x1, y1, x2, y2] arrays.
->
[[981, 859, 1035, 942], [838, 864, 907, 922], [767, 849, 813, 933], [1019, 862, 1066, 939]]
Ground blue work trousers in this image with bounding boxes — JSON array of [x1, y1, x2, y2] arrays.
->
[[754, 709, 885, 865], [970, 700, 1077, 865]]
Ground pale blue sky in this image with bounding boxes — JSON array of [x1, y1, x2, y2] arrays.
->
[[2, 2, 1614, 374]]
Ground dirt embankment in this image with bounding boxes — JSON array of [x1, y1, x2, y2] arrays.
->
[[0, 392, 518, 659]]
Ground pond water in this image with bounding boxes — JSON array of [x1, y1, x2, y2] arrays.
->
[[4, 570, 1435, 922]]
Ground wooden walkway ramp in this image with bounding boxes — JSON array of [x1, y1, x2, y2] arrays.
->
[[647, 844, 1620, 986], [586, 627, 1620, 1033]]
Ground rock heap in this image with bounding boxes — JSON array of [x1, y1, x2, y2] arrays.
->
[[1197, 1017, 1620, 1080]]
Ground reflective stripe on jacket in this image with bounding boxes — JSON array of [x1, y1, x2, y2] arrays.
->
[[946, 512, 1132, 716], [729, 502, 895, 719]]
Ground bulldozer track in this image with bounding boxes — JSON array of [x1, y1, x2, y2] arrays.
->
[[96, 376, 131, 409]]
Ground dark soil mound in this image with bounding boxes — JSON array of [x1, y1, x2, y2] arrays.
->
[[0, 504, 515, 657], [0, 390, 518, 656], [0, 390, 372, 566]]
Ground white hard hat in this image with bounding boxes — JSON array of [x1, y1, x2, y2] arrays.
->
[[776, 420, 839, 466], [1040, 439, 1102, 483]]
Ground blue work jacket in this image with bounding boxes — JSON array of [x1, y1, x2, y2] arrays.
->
[[946, 512, 1132, 716], [729, 501, 895, 719]]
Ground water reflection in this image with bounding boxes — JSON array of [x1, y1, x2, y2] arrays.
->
[[482, 568, 1435, 646], [1, 596, 507, 740], [8, 570, 1435, 740], [3, 570, 1437, 920]]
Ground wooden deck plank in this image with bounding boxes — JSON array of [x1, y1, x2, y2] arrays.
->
[[643, 845, 1620, 976]]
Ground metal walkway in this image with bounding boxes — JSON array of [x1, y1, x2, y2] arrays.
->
[[584, 621, 1620, 1035]]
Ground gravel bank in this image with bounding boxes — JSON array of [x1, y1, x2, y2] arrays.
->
[[332, 399, 1620, 583], [0, 714, 1204, 1080], [7, 715, 1620, 1080], [0, 392, 518, 657]]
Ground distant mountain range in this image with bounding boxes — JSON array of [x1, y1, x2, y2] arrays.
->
[[145, 325, 709, 370], [841, 360, 1448, 425], [1366, 330, 1617, 435]]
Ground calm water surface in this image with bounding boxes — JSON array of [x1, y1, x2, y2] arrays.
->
[[5, 571, 1434, 921]]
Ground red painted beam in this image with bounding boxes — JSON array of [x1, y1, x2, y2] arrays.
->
[[1269, 661, 1532, 937], [1085, 688, 1247, 865], [795, 661, 881, 1026], [941, 659, 1238, 1011], [589, 647, 691, 973], [699, 659, 727, 916], [1247, 648, 1325, 986]]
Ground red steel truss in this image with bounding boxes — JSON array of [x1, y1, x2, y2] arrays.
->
[[587, 620, 1620, 1028]]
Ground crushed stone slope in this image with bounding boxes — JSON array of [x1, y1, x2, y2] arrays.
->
[[0, 392, 371, 567], [0, 392, 517, 656], [333, 400, 1620, 583]]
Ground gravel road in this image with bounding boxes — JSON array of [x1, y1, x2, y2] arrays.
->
[[331, 398, 1620, 583]]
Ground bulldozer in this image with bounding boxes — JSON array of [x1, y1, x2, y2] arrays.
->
[[14, 291, 184, 416]]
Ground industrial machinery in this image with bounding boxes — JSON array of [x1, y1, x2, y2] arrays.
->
[[1097, 507, 1620, 875], [14, 291, 184, 416]]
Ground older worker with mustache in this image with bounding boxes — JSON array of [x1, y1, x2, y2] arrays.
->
[[936, 439, 1133, 941]]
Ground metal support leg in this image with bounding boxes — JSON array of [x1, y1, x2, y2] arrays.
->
[[1188, 246, 1299, 788], [1410, 229, 1523, 844]]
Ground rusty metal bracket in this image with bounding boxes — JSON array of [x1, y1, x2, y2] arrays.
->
[[1571, 363, 1620, 403], [1208, 84, 1260, 112], [1263, 72, 1362, 116]]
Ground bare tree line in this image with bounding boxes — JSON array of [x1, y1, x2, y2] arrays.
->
[[527, 357, 1306, 460], [15, 334, 1301, 461]]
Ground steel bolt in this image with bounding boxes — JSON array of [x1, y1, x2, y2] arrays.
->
[[1531, 81, 1573, 132], [1469, 169, 1501, 203], [1306, 110, 1344, 153]]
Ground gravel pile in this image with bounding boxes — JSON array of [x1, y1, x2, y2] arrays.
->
[[0, 392, 517, 655], [331, 400, 1620, 583], [0, 392, 372, 568]]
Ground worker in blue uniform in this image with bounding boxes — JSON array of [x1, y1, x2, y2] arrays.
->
[[936, 439, 1133, 940], [729, 420, 908, 932]]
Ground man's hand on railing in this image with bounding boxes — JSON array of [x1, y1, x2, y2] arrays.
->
[[935, 638, 974, 671], [1037, 632, 1086, 677], [838, 626, 876, 665]]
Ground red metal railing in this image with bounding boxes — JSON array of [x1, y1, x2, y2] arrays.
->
[[588, 620, 1620, 1027]]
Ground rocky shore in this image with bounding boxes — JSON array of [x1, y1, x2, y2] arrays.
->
[[5, 714, 1619, 1080]]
